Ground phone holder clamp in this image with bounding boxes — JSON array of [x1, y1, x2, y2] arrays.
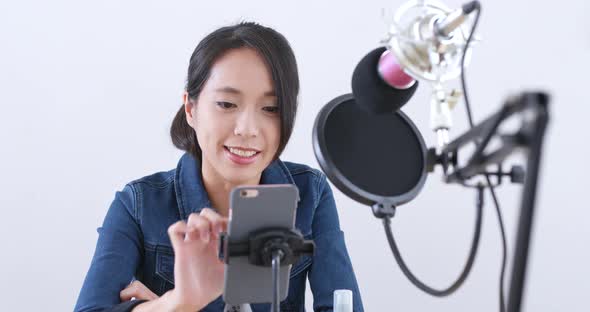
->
[[218, 227, 315, 267]]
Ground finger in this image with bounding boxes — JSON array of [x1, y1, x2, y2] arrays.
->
[[199, 208, 228, 238], [167, 220, 188, 250], [120, 281, 154, 301], [184, 221, 200, 242], [187, 213, 211, 243], [119, 284, 135, 301], [120, 281, 158, 301]]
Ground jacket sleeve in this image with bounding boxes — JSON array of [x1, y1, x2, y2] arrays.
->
[[74, 184, 144, 312], [308, 173, 364, 312]]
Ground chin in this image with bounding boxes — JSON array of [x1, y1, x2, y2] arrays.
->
[[222, 168, 261, 185]]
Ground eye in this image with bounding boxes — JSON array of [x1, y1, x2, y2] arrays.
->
[[216, 101, 236, 109], [263, 106, 279, 114]]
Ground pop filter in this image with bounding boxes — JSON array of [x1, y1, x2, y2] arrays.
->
[[312, 93, 428, 209]]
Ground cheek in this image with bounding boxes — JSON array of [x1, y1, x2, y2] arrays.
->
[[267, 121, 281, 152], [193, 110, 220, 152], [196, 123, 223, 153]]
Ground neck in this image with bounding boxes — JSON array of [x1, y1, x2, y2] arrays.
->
[[200, 161, 261, 217]]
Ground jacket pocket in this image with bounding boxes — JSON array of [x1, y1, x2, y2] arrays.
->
[[155, 245, 175, 286]]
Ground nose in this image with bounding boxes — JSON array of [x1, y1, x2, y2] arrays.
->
[[233, 109, 260, 138]]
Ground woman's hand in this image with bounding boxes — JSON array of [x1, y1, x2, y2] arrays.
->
[[120, 280, 159, 301], [166, 208, 229, 311]]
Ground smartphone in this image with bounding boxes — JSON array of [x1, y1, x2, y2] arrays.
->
[[222, 184, 300, 305]]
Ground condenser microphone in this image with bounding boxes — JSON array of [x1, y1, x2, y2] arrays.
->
[[350, 1, 479, 115]]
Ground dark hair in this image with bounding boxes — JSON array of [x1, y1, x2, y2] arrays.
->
[[171, 21, 299, 162]]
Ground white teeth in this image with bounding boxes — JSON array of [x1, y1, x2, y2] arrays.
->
[[228, 147, 257, 157]]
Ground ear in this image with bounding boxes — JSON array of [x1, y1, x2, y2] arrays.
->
[[183, 91, 195, 128]]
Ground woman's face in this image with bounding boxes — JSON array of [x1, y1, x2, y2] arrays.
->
[[184, 48, 281, 185]]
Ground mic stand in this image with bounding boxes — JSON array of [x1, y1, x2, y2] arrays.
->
[[431, 91, 550, 312], [219, 228, 315, 312]]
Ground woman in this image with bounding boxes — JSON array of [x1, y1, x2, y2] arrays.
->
[[75, 22, 363, 312]]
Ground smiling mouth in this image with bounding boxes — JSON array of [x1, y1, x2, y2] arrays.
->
[[224, 146, 261, 158]]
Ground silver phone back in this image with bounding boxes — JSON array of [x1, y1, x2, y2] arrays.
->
[[222, 184, 299, 305]]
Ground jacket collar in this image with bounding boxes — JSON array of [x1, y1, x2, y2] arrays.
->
[[174, 153, 295, 220]]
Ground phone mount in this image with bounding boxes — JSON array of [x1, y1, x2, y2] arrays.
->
[[219, 227, 315, 266], [219, 228, 315, 312]]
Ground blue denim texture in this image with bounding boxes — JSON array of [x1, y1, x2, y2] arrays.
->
[[75, 153, 364, 312]]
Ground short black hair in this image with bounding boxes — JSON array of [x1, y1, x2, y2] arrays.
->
[[171, 21, 299, 162]]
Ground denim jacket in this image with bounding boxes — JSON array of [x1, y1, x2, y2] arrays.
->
[[75, 153, 364, 312]]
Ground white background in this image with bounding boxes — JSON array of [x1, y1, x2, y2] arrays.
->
[[1, 0, 588, 311]]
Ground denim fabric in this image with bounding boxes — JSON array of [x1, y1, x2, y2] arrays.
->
[[75, 153, 364, 312]]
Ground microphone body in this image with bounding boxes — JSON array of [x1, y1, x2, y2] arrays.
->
[[387, 0, 477, 83]]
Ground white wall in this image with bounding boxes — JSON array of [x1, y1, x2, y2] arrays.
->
[[0, 0, 588, 311]]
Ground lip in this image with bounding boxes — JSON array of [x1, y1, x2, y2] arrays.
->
[[224, 146, 261, 165]]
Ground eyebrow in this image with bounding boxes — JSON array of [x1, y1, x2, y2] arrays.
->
[[214, 86, 275, 97]]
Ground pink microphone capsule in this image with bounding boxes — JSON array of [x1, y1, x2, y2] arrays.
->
[[378, 50, 416, 89]]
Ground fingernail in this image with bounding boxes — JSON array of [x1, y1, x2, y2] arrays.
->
[[202, 230, 210, 242]]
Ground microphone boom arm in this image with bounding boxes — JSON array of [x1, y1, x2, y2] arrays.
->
[[431, 91, 550, 312]]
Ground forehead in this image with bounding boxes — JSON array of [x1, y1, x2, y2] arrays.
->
[[204, 48, 274, 95]]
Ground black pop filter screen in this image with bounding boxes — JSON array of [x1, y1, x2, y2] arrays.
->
[[324, 97, 424, 197]]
